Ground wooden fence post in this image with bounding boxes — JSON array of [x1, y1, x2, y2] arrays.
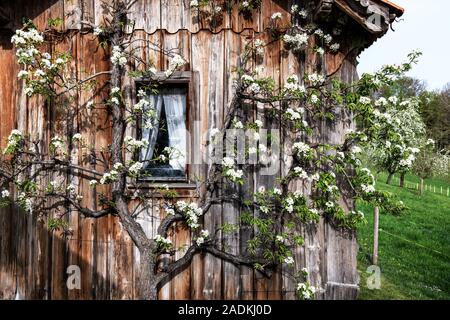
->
[[373, 206, 379, 265]]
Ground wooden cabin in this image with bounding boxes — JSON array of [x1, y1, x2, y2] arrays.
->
[[0, 0, 403, 299]]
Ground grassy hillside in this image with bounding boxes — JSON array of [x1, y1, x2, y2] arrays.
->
[[357, 172, 450, 300]]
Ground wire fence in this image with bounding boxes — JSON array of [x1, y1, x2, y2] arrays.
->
[[375, 176, 450, 197]]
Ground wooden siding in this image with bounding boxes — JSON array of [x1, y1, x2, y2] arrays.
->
[[0, 0, 361, 299]]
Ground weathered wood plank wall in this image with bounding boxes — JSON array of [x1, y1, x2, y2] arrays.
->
[[0, 0, 360, 299]]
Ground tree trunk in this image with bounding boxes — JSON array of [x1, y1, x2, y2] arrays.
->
[[138, 248, 157, 300], [108, 2, 157, 300], [420, 178, 424, 195], [399, 172, 405, 188], [386, 172, 394, 185]]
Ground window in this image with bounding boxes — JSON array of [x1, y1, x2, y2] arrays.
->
[[139, 85, 188, 181]]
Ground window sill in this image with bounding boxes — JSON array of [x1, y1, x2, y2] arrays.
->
[[132, 181, 198, 189], [126, 181, 199, 198]]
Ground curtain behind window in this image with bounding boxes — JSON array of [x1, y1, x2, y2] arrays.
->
[[141, 94, 163, 163], [163, 88, 187, 171]]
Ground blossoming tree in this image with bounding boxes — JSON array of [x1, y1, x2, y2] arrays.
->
[[0, 0, 414, 299], [365, 96, 427, 185]]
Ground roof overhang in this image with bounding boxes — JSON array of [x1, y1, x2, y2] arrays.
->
[[316, 0, 404, 37]]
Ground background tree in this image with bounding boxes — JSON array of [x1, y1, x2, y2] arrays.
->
[[412, 140, 439, 194], [420, 85, 450, 151], [376, 76, 428, 186], [365, 96, 425, 185], [379, 76, 426, 100]]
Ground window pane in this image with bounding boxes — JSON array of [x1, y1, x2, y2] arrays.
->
[[140, 87, 187, 179]]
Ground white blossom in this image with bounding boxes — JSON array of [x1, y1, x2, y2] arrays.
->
[[285, 256, 295, 265], [111, 87, 120, 95], [314, 29, 324, 37], [3, 129, 23, 155], [325, 201, 334, 208], [24, 87, 34, 96], [165, 54, 186, 77], [260, 205, 269, 214], [93, 27, 102, 36], [310, 94, 320, 104], [111, 46, 127, 66], [24, 198, 33, 215], [361, 184, 375, 193], [327, 185, 338, 193], [298, 9, 308, 18], [297, 283, 316, 300], [293, 142, 311, 156], [307, 73, 325, 86], [224, 168, 244, 182], [210, 128, 221, 140], [195, 229, 210, 246], [283, 33, 309, 51], [241, 74, 254, 84], [315, 47, 325, 56], [359, 96, 371, 105], [248, 82, 261, 94], [50, 136, 65, 153], [294, 167, 308, 179], [128, 162, 144, 176], [330, 43, 340, 52], [285, 108, 302, 121], [17, 70, 29, 79], [124, 136, 149, 150], [388, 96, 398, 104], [154, 234, 172, 247], [271, 12, 282, 20], [86, 100, 94, 109], [100, 170, 119, 184], [233, 120, 244, 129], [113, 162, 124, 171], [222, 157, 235, 168], [66, 184, 76, 194], [351, 146, 362, 154], [72, 133, 82, 142], [176, 201, 203, 229], [375, 97, 387, 107]]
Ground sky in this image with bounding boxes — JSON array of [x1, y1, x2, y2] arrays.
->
[[357, 0, 450, 91]]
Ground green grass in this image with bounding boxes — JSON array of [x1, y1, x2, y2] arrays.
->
[[357, 172, 450, 300]]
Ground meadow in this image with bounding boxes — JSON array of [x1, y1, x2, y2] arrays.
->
[[357, 172, 450, 300]]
